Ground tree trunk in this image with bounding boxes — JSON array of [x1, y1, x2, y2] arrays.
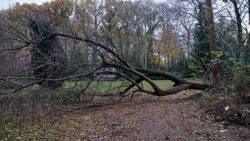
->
[[231, 0, 243, 58], [206, 0, 220, 86], [244, 0, 250, 63]]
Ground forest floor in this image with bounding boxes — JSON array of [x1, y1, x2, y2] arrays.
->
[[57, 92, 250, 141], [1, 91, 250, 141]]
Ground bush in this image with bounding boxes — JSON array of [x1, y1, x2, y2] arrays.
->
[[198, 89, 250, 126], [232, 61, 250, 103]]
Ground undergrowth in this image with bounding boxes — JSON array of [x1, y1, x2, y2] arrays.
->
[[197, 89, 250, 126]]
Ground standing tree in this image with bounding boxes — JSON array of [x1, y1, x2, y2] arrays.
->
[[193, 1, 210, 75], [245, 0, 250, 63], [206, 0, 219, 86], [230, 0, 243, 58]]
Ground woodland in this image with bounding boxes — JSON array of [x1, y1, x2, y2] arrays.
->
[[0, 0, 249, 140]]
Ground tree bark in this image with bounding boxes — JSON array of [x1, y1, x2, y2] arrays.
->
[[244, 0, 250, 63], [206, 0, 220, 86], [231, 0, 243, 58]]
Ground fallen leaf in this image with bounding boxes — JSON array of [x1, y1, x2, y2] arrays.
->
[[219, 130, 228, 133]]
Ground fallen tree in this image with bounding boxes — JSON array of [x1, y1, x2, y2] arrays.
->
[[0, 16, 220, 96], [48, 33, 214, 96], [0, 29, 216, 96]]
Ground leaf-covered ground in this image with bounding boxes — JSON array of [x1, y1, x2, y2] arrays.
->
[[1, 91, 249, 141]]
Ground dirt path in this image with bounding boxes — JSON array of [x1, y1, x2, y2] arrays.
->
[[56, 92, 250, 141]]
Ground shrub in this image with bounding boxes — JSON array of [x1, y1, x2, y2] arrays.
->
[[198, 89, 250, 126]]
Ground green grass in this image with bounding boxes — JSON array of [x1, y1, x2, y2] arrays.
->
[[146, 80, 173, 89], [64, 80, 173, 93], [1, 80, 174, 94]]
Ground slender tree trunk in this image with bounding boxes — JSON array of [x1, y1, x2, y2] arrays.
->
[[231, 0, 243, 58], [167, 56, 170, 69], [93, 16, 98, 65], [245, 0, 250, 63], [249, 0, 250, 24], [157, 50, 161, 70], [164, 56, 167, 70], [206, 0, 220, 86], [147, 32, 154, 69], [187, 33, 191, 59], [144, 38, 148, 69]]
